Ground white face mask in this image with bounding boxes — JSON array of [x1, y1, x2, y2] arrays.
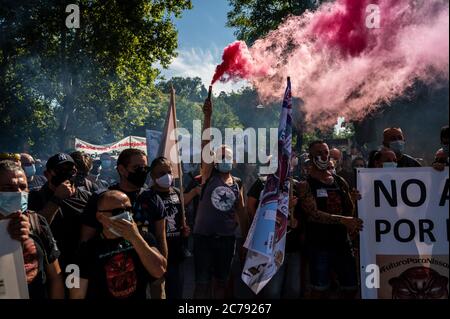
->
[[0, 192, 28, 216], [155, 173, 173, 188], [108, 211, 133, 237], [313, 156, 329, 171], [383, 162, 398, 168]]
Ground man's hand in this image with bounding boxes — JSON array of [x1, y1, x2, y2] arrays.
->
[[203, 98, 212, 117], [7, 212, 31, 242], [289, 217, 299, 229], [54, 180, 75, 200], [190, 186, 201, 197], [350, 188, 362, 202], [289, 195, 298, 209], [181, 224, 191, 237], [432, 162, 446, 172], [340, 216, 363, 234], [110, 219, 141, 243]]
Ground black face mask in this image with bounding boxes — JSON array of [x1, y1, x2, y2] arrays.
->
[[126, 166, 149, 188], [51, 171, 76, 187]]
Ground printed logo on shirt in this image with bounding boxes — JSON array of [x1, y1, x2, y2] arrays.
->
[[104, 253, 137, 298], [211, 186, 236, 212], [23, 238, 39, 284]]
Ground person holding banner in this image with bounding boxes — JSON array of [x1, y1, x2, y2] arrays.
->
[[0, 160, 64, 299], [432, 125, 449, 171], [300, 140, 363, 299], [193, 90, 249, 299], [382, 128, 421, 168]]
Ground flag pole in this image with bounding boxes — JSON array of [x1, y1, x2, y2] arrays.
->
[[170, 84, 188, 234], [287, 76, 296, 229]]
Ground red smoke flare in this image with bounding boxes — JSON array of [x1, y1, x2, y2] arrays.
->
[[211, 41, 267, 84]]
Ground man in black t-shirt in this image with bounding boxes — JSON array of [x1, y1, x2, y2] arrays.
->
[[28, 153, 91, 269], [0, 160, 64, 299], [148, 157, 199, 299], [80, 149, 167, 255], [70, 190, 166, 299]]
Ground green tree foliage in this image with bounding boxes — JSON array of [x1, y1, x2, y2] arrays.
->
[[227, 0, 323, 44], [0, 0, 192, 155]]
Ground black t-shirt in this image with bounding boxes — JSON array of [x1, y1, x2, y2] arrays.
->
[[82, 184, 166, 237], [247, 176, 266, 200], [246, 176, 302, 253], [28, 184, 91, 268], [305, 175, 352, 250], [24, 212, 60, 299], [28, 175, 47, 192], [78, 232, 157, 299], [154, 187, 184, 264], [183, 174, 202, 226], [397, 154, 422, 167]]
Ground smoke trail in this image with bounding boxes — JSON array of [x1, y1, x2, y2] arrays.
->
[[211, 41, 268, 84], [213, 0, 449, 128]]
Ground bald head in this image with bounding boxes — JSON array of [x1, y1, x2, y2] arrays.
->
[[375, 149, 397, 168], [383, 128, 404, 147], [97, 190, 131, 214], [329, 148, 342, 161], [20, 153, 34, 165]]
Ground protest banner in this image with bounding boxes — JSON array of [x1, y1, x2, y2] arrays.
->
[[0, 220, 29, 299], [357, 167, 449, 299], [146, 130, 163, 165], [74, 136, 147, 157], [242, 77, 292, 294]]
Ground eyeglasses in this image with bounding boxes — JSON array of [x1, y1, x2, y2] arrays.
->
[[98, 207, 133, 216]]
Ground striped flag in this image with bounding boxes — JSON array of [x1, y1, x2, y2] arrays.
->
[[241, 77, 293, 294]]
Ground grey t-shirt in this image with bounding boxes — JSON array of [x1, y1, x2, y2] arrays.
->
[[193, 173, 240, 237]]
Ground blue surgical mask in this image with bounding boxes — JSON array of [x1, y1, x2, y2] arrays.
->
[[0, 192, 28, 216], [389, 140, 405, 154], [23, 165, 36, 178], [217, 162, 233, 173], [383, 162, 398, 168], [101, 160, 112, 169]]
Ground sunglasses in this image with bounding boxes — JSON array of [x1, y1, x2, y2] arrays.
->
[[98, 206, 133, 216]]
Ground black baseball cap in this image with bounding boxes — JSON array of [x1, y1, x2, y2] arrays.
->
[[46, 153, 75, 170]]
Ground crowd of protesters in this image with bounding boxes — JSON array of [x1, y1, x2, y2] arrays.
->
[[0, 95, 448, 300]]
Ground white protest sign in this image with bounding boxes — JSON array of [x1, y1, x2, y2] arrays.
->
[[0, 220, 29, 299], [358, 167, 449, 299]]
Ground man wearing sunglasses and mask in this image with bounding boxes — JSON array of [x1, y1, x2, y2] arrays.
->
[[28, 153, 91, 271], [71, 190, 166, 299], [80, 149, 167, 265]]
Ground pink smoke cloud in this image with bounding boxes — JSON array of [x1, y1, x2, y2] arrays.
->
[[213, 0, 449, 128]]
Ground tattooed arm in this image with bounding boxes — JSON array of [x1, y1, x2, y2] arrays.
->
[[297, 181, 363, 233]]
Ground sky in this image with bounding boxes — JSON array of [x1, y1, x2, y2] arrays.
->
[[161, 0, 248, 93], [162, 0, 343, 131]]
